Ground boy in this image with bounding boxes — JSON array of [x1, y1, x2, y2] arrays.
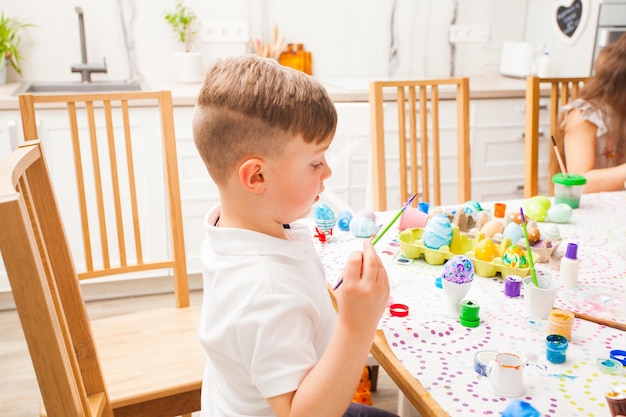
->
[[193, 55, 395, 417]]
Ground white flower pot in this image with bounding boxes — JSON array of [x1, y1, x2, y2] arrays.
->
[[0, 60, 7, 85], [173, 52, 203, 84]]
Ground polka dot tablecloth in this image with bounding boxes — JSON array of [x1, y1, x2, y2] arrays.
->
[[309, 191, 626, 417]]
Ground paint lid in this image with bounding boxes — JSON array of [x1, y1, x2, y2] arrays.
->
[[552, 173, 587, 186], [565, 242, 578, 259]]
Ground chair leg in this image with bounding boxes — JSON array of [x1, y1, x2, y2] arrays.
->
[[367, 365, 379, 392]]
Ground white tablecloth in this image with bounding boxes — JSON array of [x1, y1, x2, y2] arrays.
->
[[312, 191, 626, 416]]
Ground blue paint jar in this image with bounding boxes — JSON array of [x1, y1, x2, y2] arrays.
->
[[546, 334, 568, 364]]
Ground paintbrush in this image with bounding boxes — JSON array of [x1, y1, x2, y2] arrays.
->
[[551, 135, 568, 178], [520, 207, 538, 287], [333, 193, 417, 290]]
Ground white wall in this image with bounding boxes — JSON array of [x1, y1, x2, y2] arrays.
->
[[0, 0, 563, 84]]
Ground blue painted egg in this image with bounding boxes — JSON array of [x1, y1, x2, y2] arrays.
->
[[441, 255, 475, 284], [349, 216, 378, 238], [464, 200, 483, 215], [502, 222, 524, 243], [314, 203, 335, 221], [336, 211, 353, 231], [422, 214, 453, 249]]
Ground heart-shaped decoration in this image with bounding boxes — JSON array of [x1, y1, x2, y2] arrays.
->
[[554, 0, 589, 44]]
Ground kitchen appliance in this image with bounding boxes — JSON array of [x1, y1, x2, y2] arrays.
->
[[523, 0, 626, 77], [591, 1, 626, 71], [499, 41, 542, 78]]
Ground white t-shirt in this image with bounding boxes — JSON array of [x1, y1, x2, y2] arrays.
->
[[198, 206, 337, 417]]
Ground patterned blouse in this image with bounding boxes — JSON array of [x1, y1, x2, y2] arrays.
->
[[562, 99, 626, 169]]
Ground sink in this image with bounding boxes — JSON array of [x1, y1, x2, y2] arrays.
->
[[12, 80, 143, 96]]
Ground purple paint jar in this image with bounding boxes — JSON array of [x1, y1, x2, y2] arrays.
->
[[504, 275, 522, 297]]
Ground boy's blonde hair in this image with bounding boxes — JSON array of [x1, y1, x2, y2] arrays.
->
[[193, 55, 338, 186]]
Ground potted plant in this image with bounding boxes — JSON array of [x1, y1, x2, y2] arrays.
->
[[0, 13, 31, 84], [163, 0, 202, 83]]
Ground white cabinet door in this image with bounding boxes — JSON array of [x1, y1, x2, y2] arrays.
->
[[1, 107, 173, 289], [471, 97, 551, 202], [0, 112, 25, 291], [172, 106, 219, 274]]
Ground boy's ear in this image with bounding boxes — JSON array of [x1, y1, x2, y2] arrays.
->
[[239, 158, 266, 193]]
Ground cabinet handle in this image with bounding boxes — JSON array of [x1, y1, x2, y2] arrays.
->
[[517, 130, 544, 140], [519, 102, 548, 112], [511, 184, 525, 192], [8, 120, 18, 151]]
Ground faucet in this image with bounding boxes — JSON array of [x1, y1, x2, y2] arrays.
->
[[71, 6, 107, 83]]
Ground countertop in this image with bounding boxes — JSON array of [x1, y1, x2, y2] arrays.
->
[[0, 75, 530, 110]]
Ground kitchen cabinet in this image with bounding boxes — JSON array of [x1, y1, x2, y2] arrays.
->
[[471, 97, 551, 201], [325, 97, 550, 213], [0, 105, 216, 294], [0, 94, 551, 296]]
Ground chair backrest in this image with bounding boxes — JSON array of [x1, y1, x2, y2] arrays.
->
[[369, 78, 471, 211], [0, 142, 114, 417], [524, 76, 588, 197], [18, 91, 189, 307]]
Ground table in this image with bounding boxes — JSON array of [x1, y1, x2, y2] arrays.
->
[[311, 191, 626, 417]]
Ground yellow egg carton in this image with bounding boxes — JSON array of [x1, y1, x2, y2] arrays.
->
[[397, 225, 534, 278]]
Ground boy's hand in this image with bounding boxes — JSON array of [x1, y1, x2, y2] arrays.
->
[[335, 240, 389, 337]]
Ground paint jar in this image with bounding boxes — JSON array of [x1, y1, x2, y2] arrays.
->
[[552, 173, 587, 208], [473, 350, 498, 376], [548, 308, 575, 341], [504, 275, 522, 298], [545, 334, 568, 364], [606, 386, 626, 417], [460, 300, 480, 327], [493, 203, 506, 218]]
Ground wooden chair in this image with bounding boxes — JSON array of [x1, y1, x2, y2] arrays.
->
[[16, 91, 203, 416], [524, 76, 588, 197], [369, 78, 471, 211]]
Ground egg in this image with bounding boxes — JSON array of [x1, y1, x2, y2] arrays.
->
[[464, 200, 483, 215], [547, 203, 573, 224], [480, 219, 505, 238], [502, 244, 529, 268], [531, 195, 552, 211], [314, 203, 335, 220], [423, 214, 453, 249], [524, 199, 548, 222], [526, 221, 541, 244], [441, 255, 475, 284], [314, 203, 336, 232], [503, 222, 524, 243], [336, 211, 353, 231], [349, 216, 378, 238], [356, 210, 376, 222], [539, 223, 560, 239], [507, 211, 523, 225], [474, 239, 499, 262]]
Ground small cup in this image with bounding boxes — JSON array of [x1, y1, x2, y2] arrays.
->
[[504, 275, 522, 298], [523, 272, 559, 320], [548, 308, 575, 341], [399, 206, 429, 231], [493, 203, 506, 218], [486, 353, 527, 397], [474, 350, 498, 376], [545, 334, 568, 364], [552, 173, 587, 209], [606, 386, 626, 417], [460, 300, 480, 327]]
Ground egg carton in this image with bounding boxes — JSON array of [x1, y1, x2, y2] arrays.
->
[[442, 211, 561, 263], [398, 225, 537, 278]]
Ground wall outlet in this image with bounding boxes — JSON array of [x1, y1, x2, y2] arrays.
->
[[203, 21, 249, 43], [448, 25, 490, 43]]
